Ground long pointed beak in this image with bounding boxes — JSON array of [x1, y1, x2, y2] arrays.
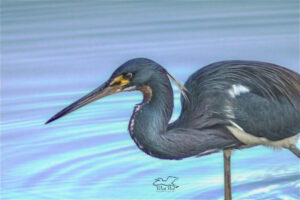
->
[[45, 81, 120, 124]]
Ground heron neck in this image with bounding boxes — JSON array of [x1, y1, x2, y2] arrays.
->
[[128, 73, 175, 158], [128, 72, 241, 160]]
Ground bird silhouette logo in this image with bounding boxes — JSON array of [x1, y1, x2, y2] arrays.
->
[[153, 176, 179, 191]]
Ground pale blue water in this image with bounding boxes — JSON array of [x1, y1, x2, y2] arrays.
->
[[1, 1, 300, 200]]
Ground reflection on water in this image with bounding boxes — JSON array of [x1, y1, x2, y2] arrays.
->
[[1, 1, 299, 199]]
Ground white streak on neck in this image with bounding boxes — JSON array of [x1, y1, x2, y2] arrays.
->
[[129, 103, 145, 150]]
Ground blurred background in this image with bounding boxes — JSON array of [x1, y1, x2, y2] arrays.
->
[[1, 1, 299, 199]]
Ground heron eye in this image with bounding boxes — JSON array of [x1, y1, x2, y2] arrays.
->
[[124, 72, 133, 79]]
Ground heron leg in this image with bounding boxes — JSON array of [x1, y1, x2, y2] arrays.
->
[[288, 145, 300, 158], [223, 149, 232, 200]]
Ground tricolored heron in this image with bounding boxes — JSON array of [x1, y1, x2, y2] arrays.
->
[[46, 58, 300, 200]]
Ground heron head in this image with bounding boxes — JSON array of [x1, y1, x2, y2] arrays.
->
[[45, 58, 173, 124], [108, 58, 166, 91]]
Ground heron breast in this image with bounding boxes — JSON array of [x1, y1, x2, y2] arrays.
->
[[227, 124, 299, 149]]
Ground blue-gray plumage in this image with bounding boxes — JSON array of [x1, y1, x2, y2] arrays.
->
[[175, 60, 300, 142], [46, 58, 300, 200]]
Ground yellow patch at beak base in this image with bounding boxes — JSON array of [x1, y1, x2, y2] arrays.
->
[[109, 75, 130, 87]]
